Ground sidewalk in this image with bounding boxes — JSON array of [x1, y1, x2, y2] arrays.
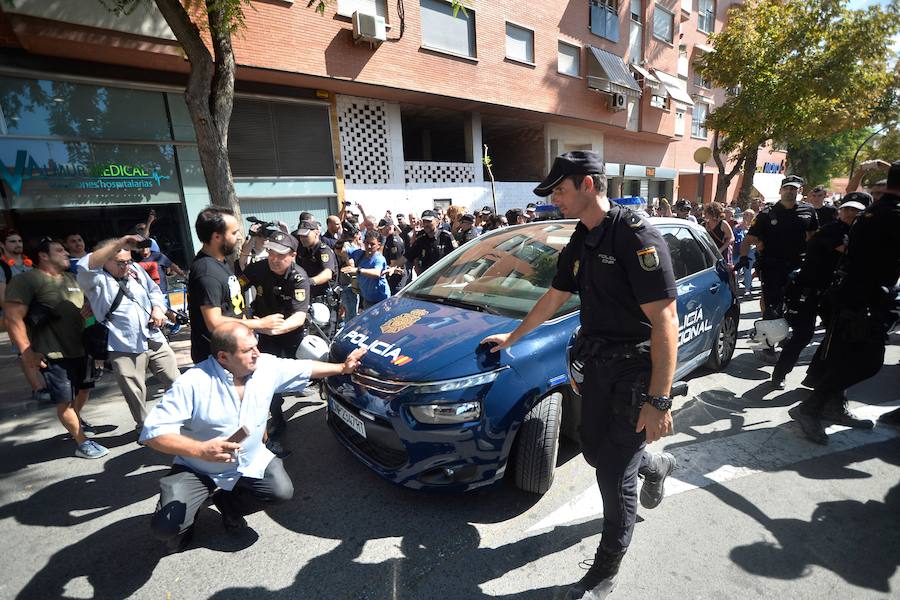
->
[[0, 328, 195, 420]]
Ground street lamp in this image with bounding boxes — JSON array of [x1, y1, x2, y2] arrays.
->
[[693, 146, 712, 204]]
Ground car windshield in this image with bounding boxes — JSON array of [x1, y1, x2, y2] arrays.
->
[[403, 222, 581, 319]]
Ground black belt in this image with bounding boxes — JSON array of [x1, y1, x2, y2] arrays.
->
[[573, 334, 647, 362]]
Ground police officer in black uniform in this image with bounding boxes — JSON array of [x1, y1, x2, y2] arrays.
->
[[770, 194, 868, 390], [482, 152, 679, 600], [736, 175, 818, 361], [454, 213, 479, 245], [378, 217, 406, 295], [294, 219, 337, 301], [791, 162, 900, 443], [239, 231, 310, 438], [405, 209, 456, 275]]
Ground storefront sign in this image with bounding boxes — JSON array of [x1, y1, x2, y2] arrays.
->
[[645, 167, 656, 177]]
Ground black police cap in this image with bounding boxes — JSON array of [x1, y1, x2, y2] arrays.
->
[[534, 151, 605, 197]]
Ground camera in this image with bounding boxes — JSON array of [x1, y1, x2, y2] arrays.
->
[[171, 309, 189, 325], [247, 216, 279, 238]]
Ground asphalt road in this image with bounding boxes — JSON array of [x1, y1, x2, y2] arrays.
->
[[1, 291, 898, 600]]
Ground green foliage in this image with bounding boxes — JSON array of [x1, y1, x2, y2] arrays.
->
[[785, 128, 872, 186], [698, 0, 900, 149]]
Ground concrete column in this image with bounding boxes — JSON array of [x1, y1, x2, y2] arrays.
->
[[467, 112, 484, 183], [384, 102, 406, 185]]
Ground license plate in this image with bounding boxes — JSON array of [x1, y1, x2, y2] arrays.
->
[[331, 399, 367, 439]]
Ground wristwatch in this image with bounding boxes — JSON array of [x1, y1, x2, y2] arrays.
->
[[356, 267, 361, 275], [641, 393, 672, 411]]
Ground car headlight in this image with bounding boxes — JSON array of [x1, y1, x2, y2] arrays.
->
[[409, 401, 482, 424], [415, 368, 505, 394]]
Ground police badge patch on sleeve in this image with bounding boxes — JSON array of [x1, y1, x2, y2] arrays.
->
[[637, 247, 660, 271], [295, 289, 306, 302], [320, 253, 330, 263]]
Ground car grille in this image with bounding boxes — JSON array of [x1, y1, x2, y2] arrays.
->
[[329, 397, 408, 470], [351, 372, 410, 394]]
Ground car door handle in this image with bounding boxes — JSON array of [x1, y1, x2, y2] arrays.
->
[[709, 283, 720, 293]]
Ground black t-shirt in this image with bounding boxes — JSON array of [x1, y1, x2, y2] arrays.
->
[[240, 260, 310, 350], [814, 205, 837, 228], [296, 242, 337, 298], [796, 219, 848, 289], [839, 192, 900, 308], [405, 229, 457, 271], [748, 201, 818, 267], [552, 205, 677, 343], [454, 227, 478, 245], [322, 231, 338, 248], [188, 251, 245, 363], [381, 233, 406, 265]]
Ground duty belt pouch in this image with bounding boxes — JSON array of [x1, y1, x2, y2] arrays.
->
[[628, 373, 649, 427]]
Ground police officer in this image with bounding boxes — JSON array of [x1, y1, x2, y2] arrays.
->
[[481, 151, 678, 600], [791, 162, 900, 443], [453, 213, 479, 246], [771, 194, 867, 390], [378, 217, 406, 295], [294, 219, 337, 301], [806, 185, 837, 227], [736, 175, 818, 362], [239, 231, 310, 439], [405, 209, 456, 275]]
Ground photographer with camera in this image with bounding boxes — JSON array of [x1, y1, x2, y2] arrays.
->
[[237, 231, 310, 440], [76, 234, 181, 431]]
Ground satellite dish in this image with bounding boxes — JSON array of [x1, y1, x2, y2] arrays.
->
[[693, 147, 713, 164]]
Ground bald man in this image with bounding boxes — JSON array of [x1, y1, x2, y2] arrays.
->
[[141, 321, 365, 552]]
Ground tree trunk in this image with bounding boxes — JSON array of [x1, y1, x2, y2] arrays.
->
[[154, 0, 240, 222], [737, 145, 759, 210], [711, 130, 745, 204]]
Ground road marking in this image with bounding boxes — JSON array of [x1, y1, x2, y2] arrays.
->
[[528, 404, 899, 533]]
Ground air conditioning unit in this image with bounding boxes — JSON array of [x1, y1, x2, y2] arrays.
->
[[608, 92, 627, 112], [352, 11, 386, 46]]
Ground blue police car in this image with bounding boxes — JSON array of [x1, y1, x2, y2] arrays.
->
[[325, 218, 738, 493]]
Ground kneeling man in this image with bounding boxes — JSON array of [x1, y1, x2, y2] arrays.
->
[[141, 321, 364, 551]]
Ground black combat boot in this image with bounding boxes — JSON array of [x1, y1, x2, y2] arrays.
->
[[788, 404, 827, 445], [639, 452, 676, 510], [820, 392, 874, 429], [565, 546, 626, 600]]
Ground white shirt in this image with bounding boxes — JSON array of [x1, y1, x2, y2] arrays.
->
[[140, 354, 312, 490], [76, 254, 167, 353]]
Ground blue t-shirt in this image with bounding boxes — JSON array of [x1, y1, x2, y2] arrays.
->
[[350, 249, 389, 303]]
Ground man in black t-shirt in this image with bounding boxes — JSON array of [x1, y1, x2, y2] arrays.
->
[[806, 185, 837, 228], [188, 207, 284, 364], [482, 152, 678, 600]]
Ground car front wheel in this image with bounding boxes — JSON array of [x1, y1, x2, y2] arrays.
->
[[513, 392, 562, 494], [707, 307, 739, 370]]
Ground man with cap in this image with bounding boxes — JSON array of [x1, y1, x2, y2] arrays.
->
[[378, 217, 406, 295], [482, 151, 678, 599], [674, 199, 697, 223], [792, 162, 900, 441], [405, 209, 457, 275], [806, 185, 836, 228], [454, 213, 479, 246], [238, 231, 311, 439], [771, 193, 869, 395], [293, 219, 337, 301], [525, 203, 537, 222], [736, 174, 818, 362]]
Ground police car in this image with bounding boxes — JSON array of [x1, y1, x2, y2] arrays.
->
[[325, 218, 738, 493]]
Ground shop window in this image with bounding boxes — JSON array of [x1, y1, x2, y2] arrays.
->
[[336, 0, 387, 19], [590, 0, 620, 43], [698, 0, 715, 34], [691, 102, 708, 138], [652, 6, 674, 43], [558, 41, 581, 76], [420, 0, 476, 58], [0, 76, 171, 141], [505, 22, 535, 64], [228, 99, 334, 177]]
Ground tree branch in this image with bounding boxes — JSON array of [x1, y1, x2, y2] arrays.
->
[[208, 3, 236, 145]]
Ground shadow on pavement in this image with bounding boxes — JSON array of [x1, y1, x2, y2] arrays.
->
[[712, 439, 900, 592]]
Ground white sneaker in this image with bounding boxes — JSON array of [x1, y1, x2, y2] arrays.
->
[[75, 440, 109, 459]]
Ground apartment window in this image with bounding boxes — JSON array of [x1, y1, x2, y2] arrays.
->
[[590, 0, 620, 43], [420, 0, 476, 58], [650, 94, 668, 110], [630, 0, 642, 23], [698, 0, 715, 34], [505, 23, 535, 64], [674, 109, 686, 136], [652, 6, 674, 43], [691, 102, 708, 138], [558, 41, 581, 77], [694, 65, 711, 90], [336, 0, 387, 19]]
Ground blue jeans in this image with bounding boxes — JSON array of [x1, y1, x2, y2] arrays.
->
[[737, 248, 755, 292], [342, 287, 359, 322]]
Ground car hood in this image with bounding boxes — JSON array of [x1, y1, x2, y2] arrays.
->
[[331, 295, 518, 381]]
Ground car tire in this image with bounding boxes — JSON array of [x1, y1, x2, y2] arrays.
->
[[513, 392, 562, 495], [706, 307, 739, 370]]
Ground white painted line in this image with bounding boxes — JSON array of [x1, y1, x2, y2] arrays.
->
[[528, 404, 899, 533]]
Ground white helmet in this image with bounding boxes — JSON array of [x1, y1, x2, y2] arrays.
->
[[750, 318, 789, 349], [309, 302, 330, 326], [295, 335, 330, 361]]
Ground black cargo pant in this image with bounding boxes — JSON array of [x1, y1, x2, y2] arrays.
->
[[759, 259, 795, 320], [150, 458, 294, 541], [801, 307, 887, 415], [579, 352, 655, 554], [773, 289, 829, 381]]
